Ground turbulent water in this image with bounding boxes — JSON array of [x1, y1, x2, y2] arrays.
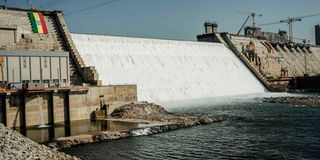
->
[[62, 93, 320, 160], [71, 34, 266, 102]]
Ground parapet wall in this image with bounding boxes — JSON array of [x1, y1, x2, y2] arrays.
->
[[0, 85, 137, 128]]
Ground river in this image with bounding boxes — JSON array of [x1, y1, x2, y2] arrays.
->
[[61, 93, 320, 160]]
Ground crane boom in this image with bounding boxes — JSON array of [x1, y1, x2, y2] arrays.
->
[[259, 12, 320, 42], [236, 10, 262, 28], [237, 16, 250, 35]]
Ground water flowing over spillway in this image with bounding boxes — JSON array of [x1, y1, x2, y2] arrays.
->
[[71, 34, 266, 102]]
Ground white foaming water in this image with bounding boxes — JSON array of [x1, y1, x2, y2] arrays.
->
[[130, 128, 152, 136], [71, 34, 266, 103]]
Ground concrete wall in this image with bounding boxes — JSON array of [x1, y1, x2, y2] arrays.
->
[[0, 8, 65, 52], [69, 85, 137, 121], [0, 85, 137, 128]]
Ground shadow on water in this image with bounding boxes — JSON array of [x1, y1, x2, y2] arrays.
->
[[13, 119, 141, 144]]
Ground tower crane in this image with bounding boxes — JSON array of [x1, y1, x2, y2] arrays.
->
[[259, 13, 320, 43], [236, 10, 262, 28]]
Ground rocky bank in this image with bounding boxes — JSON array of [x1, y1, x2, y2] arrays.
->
[[111, 102, 216, 125], [57, 102, 220, 148], [263, 96, 320, 106], [0, 123, 79, 160]]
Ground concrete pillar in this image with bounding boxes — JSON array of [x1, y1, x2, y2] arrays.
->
[[0, 94, 6, 126], [48, 92, 54, 125], [19, 93, 26, 136], [64, 91, 71, 137]]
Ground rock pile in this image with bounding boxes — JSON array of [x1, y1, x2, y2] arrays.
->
[[111, 102, 169, 119], [0, 123, 79, 160], [57, 131, 131, 148], [263, 96, 320, 106], [112, 102, 218, 125]]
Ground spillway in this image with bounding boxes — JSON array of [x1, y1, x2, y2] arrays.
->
[[71, 34, 266, 102]]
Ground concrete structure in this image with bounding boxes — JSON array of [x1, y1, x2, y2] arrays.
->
[[0, 51, 69, 89], [72, 33, 265, 102], [0, 85, 137, 128], [0, 6, 137, 129], [204, 22, 218, 34], [0, 6, 99, 86], [316, 24, 320, 46], [198, 23, 320, 91], [244, 26, 288, 43]]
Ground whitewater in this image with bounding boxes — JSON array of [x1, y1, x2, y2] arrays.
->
[[71, 34, 266, 103]]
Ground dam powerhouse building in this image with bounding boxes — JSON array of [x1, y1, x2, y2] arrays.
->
[[0, 6, 320, 141], [0, 6, 137, 133]]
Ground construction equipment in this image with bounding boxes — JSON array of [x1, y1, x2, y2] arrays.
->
[[237, 10, 263, 28], [237, 15, 250, 35], [259, 13, 320, 42]]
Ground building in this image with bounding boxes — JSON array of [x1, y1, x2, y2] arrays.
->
[[0, 6, 72, 89], [0, 6, 137, 130], [0, 51, 69, 89]]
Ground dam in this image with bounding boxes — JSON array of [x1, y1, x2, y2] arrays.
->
[[71, 34, 266, 102], [1, 6, 320, 133]]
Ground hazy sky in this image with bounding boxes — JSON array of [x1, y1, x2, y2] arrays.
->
[[1, 0, 320, 44]]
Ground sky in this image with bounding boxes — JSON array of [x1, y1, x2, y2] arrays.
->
[[1, 0, 320, 44]]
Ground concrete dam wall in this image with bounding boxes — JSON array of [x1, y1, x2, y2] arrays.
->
[[71, 34, 266, 102]]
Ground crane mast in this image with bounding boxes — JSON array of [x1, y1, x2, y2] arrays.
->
[[260, 13, 320, 43], [236, 11, 262, 36]]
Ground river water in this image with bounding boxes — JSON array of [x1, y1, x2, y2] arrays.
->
[[62, 93, 320, 160]]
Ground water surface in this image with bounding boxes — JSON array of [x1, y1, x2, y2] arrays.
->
[[62, 95, 320, 160]]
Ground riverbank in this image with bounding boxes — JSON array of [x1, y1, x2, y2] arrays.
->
[[0, 123, 79, 160], [263, 96, 320, 106], [56, 102, 220, 148]]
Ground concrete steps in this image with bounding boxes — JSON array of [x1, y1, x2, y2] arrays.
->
[[53, 12, 100, 86], [220, 33, 288, 91]]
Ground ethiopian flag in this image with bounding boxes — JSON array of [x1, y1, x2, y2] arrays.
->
[[28, 12, 48, 34]]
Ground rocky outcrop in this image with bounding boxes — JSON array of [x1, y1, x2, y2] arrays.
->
[[111, 102, 169, 119], [0, 123, 79, 160], [263, 96, 320, 106], [56, 102, 220, 148], [111, 102, 217, 125]]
